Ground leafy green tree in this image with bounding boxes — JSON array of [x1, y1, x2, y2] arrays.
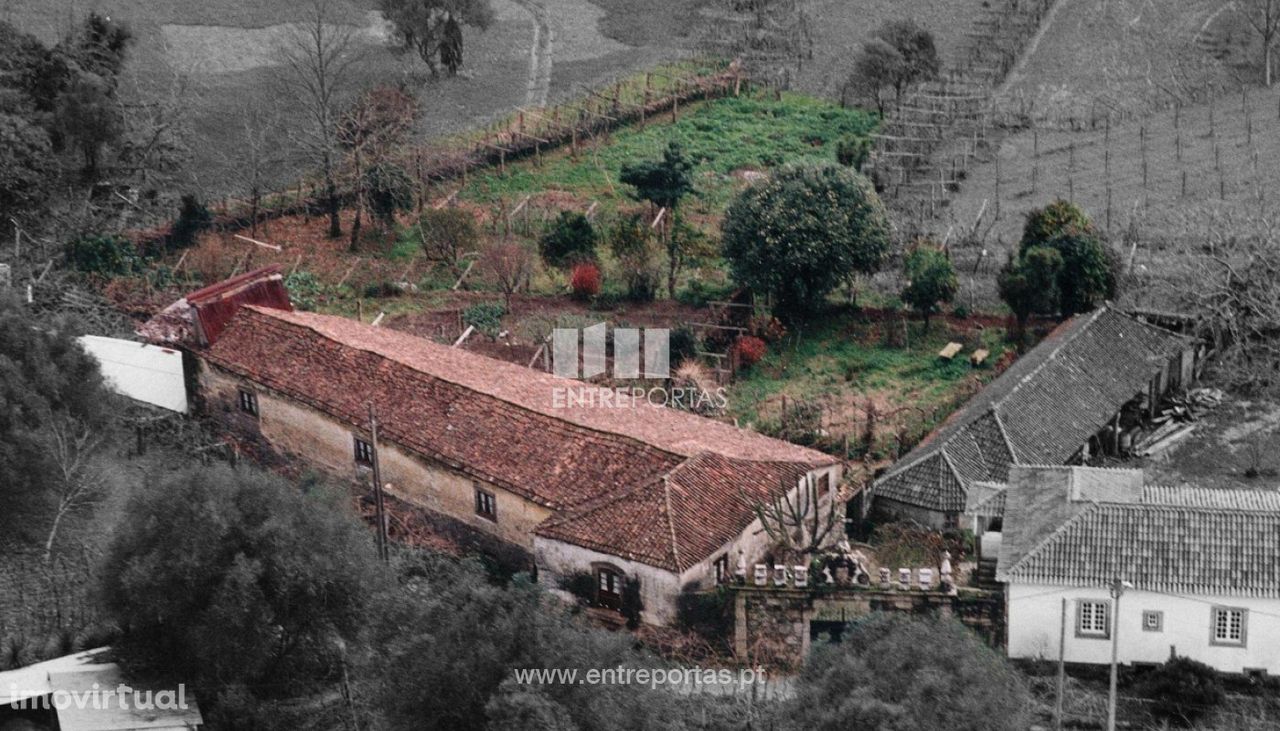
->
[[997, 246, 1062, 333], [539, 211, 597, 269], [62, 12, 133, 80], [167, 193, 212, 251], [789, 614, 1031, 731], [1018, 200, 1119, 317], [0, 299, 112, 532], [0, 115, 57, 225], [54, 72, 121, 177], [620, 141, 696, 298], [848, 20, 940, 112], [371, 555, 686, 731], [100, 465, 384, 706], [722, 164, 891, 319], [380, 0, 495, 76], [901, 245, 958, 329]]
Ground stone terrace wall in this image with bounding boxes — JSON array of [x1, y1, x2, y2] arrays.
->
[[733, 586, 1004, 668]]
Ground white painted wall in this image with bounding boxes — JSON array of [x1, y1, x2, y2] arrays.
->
[[1007, 583, 1280, 673], [534, 536, 684, 625], [78, 335, 187, 413]]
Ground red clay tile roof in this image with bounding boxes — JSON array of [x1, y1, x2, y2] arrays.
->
[[535, 453, 816, 572], [874, 307, 1190, 513], [203, 307, 833, 530], [139, 267, 292, 346]]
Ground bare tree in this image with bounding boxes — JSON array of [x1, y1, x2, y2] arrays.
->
[[1242, 0, 1280, 86], [276, 0, 363, 239], [338, 86, 418, 250], [751, 473, 840, 556], [42, 415, 105, 562], [480, 240, 533, 310]]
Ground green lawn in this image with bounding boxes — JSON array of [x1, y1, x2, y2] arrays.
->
[[458, 92, 879, 219]]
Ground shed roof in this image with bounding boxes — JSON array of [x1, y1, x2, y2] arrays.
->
[[874, 307, 1190, 513]]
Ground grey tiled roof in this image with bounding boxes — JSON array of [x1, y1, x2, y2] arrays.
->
[[997, 466, 1280, 597], [873, 307, 1189, 512]]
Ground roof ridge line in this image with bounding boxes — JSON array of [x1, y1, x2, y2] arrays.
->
[[992, 410, 1020, 463], [662, 475, 684, 572], [240, 307, 691, 465]]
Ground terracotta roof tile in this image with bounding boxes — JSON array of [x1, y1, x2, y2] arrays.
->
[[536, 453, 816, 572]]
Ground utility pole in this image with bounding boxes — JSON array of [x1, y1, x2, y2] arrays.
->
[[1107, 578, 1133, 731], [368, 402, 389, 562], [1055, 597, 1067, 730]]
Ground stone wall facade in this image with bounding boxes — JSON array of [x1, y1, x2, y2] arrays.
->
[[733, 586, 1004, 667]]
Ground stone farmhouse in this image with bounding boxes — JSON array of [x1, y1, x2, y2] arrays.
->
[[171, 288, 840, 625], [870, 307, 1196, 529], [994, 465, 1280, 675]]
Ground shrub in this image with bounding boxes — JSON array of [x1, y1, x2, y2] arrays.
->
[[365, 162, 415, 228], [557, 571, 596, 604], [607, 215, 659, 302], [1137, 656, 1224, 727], [463, 301, 507, 337], [168, 193, 212, 251], [1020, 199, 1094, 250], [669, 325, 699, 366], [416, 207, 479, 263], [835, 135, 871, 170], [620, 577, 644, 630], [722, 164, 891, 320], [569, 262, 601, 301], [539, 211, 597, 269], [285, 270, 328, 311], [66, 233, 138, 275], [675, 588, 734, 646], [732, 335, 767, 367]]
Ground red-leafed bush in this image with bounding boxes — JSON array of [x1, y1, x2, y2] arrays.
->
[[733, 335, 767, 367], [569, 262, 601, 300]]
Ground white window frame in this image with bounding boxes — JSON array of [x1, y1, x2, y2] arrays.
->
[[1142, 610, 1163, 633], [1076, 599, 1111, 639], [1210, 606, 1247, 647]]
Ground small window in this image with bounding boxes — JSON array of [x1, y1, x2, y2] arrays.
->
[[1077, 600, 1110, 639], [1142, 610, 1163, 632], [354, 437, 374, 466], [943, 512, 960, 530], [815, 472, 831, 495], [714, 554, 730, 584], [596, 567, 622, 609], [1211, 607, 1247, 647], [238, 389, 258, 417], [475, 488, 497, 521]]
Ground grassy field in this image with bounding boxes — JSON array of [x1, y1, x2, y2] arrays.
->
[[457, 92, 877, 217], [727, 311, 1008, 460]]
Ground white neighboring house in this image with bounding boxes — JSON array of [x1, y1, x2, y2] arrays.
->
[[996, 464, 1280, 674], [77, 335, 188, 413]]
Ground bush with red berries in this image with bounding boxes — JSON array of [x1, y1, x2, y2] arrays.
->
[[569, 262, 601, 301], [733, 335, 768, 368]]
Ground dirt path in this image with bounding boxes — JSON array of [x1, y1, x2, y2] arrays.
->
[[512, 0, 553, 107], [996, 0, 1073, 96]]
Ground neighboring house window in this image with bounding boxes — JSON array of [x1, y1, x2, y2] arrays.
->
[[943, 512, 959, 530], [1076, 600, 1110, 639], [475, 488, 497, 521], [1142, 610, 1164, 632], [354, 437, 374, 466], [1211, 607, 1247, 647], [238, 389, 258, 417], [714, 554, 729, 584], [597, 567, 623, 610]]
